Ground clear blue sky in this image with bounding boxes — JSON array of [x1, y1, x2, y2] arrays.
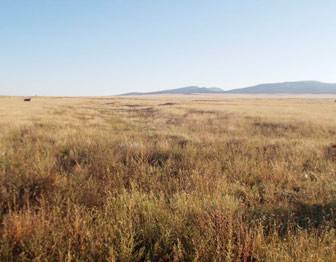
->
[[1, 0, 336, 96]]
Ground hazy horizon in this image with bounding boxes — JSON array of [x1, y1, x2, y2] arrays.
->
[[1, 1, 336, 96]]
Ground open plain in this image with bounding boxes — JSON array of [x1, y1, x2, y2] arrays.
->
[[1, 96, 336, 261]]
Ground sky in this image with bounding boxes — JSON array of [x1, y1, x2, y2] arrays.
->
[[1, 0, 336, 96]]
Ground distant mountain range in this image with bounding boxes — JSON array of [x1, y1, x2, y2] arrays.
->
[[121, 86, 224, 95], [120, 81, 336, 95], [227, 81, 336, 94]]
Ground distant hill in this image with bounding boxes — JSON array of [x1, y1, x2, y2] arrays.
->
[[225, 81, 336, 94], [121, 86, 224, 95], [120, 81, 336, 95]]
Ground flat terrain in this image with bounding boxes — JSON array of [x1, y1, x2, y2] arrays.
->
[[1, 96, 336, 261]]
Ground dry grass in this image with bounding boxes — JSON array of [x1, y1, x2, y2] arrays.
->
[[1, 95, 336, 261]]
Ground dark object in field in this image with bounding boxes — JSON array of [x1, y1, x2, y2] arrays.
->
[[160, 102, 175, 106], [24, 98, 31, 102], [325, 143, 336, 159]]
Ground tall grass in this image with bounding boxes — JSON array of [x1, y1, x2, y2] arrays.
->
[[0, 96, 336, 261]]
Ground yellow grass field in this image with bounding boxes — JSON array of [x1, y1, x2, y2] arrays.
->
[[1, 96, 336, 261]]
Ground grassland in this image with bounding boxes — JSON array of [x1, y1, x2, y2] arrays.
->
[[1, 96, 336, 261]]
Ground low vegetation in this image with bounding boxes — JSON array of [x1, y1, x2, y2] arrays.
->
[[1, 96, 336, 261]]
